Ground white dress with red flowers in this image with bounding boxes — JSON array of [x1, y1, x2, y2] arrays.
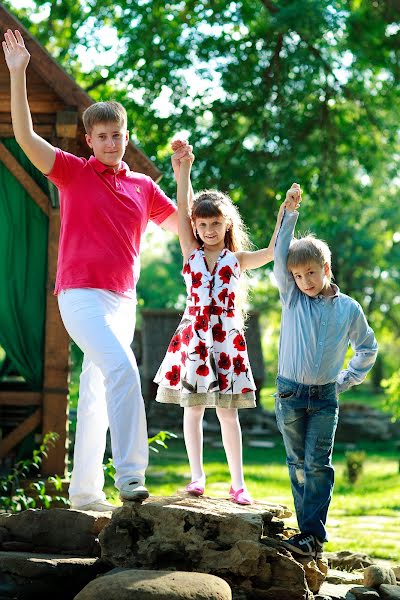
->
[[154, 247, 256, 408]]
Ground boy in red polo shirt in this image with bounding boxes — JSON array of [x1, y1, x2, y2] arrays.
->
[[3, 29, 191, 511]]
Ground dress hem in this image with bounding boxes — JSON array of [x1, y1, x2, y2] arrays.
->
[[155, 386, 256, 409]]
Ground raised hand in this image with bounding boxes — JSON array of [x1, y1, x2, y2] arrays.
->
[[171, 139, 194, 179], [284, 183, 302, 212], [2, 30, 30, 73]]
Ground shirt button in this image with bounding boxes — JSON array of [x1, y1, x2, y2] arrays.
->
[[314, 364, 318, 367], [319, 342, 323, 346], [322, 321, 326, 325]]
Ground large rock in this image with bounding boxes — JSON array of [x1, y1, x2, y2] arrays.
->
[[99, 496, 315, 599], [74, 568, 232, 600], [363, 565, 397, 588], [0, 551, 106, 600], [0, 508, 112, 556]]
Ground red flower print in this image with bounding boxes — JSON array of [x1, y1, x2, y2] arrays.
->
[[165, 365, 181, 386], [228, 292, 235, 308], [194, 341, 208, 360], [210, 298, 223, 315], [226, 309, 234, 317], [212, 323, 226, 343], [183, 263, 191, 274], [218, 352, 231, 370], [182, 325, 193, 346], [168, 334, 181, 353], [242, 388, 252, 393], [218, 373, 228, 390], [194, 314, 209, 332], [233, 354, 246, 375], [233, 333, 246, 352], [218, 289, 228, 303], [192, 292, 200, 304], [218, 265, 233, 284], [191, 272, 202, 288], [181, 352, 187, 366], [196, 364, 210, 377]]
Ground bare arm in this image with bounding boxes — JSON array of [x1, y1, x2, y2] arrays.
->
[[237, 183, 302, 271], [3, 30, 56, 174], [177, 156, 197, 262]]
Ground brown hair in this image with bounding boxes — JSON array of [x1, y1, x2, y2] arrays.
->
[[287, 234, 333, 282], [191, 190, 252, 253], [82, 101, 127, 134]]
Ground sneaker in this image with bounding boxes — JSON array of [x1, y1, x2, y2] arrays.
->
[[71, 499, 117, 512], [282, 532, 316, 556], [315, 537, 324, 560], [120, 480, 149, 502]]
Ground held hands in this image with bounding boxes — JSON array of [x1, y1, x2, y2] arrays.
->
[[171, 139, 194, 179], [2, 30, 30, 73], [284, 183, 302, 212]]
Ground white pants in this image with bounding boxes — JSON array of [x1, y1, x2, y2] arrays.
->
[[58, 288, 148, 506]]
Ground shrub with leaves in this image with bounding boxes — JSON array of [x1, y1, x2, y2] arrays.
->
[[103, 430, 177, 481], [0, 432, 69, 512]]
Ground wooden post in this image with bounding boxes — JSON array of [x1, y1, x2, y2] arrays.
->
[[41, 208, 70, 476], [41, 130, 78, 477]]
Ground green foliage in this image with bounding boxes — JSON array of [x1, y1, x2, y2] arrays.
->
[[103, 430, 177, 482], [345, 450, 366, 484], [0, 432, 70, 512], [382, 368, 400, 421], [148, 430, 178, 453]]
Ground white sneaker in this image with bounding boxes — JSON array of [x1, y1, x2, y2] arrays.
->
[[119, 480, 149, 501], [71, 499, 117, 512]]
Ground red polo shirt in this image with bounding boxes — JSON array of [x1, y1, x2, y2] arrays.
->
[[47, 148, 176, 295]]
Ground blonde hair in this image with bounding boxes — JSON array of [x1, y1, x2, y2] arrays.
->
[[287, 234, 333, 282], [191, 190, 253, 327], [82, 101, 127, 134]]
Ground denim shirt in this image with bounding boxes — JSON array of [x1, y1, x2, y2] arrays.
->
[[273, 210, 378, 394]]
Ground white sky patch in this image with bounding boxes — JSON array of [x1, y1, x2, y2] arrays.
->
[[386, 23, 400, 36], [75, 23, 121, 71]]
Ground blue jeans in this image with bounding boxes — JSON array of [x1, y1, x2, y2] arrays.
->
[[275, 375, 339, 542]]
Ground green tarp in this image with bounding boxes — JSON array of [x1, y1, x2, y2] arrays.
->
[[0, 139, 49, 389]]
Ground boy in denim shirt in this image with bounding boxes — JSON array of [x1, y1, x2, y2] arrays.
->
[[274, 184, 378, 558]]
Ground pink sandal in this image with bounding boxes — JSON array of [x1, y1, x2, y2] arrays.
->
[[186, 480, 204, 497], [229, 486, 253, 505]]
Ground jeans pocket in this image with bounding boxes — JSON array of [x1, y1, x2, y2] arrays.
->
[[278, 391, 295, 399]]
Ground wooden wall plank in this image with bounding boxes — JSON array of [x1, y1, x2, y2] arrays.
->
[[0, 409, 41, 458], [0, 141, 49, 215], [0, 391, 41, 406]]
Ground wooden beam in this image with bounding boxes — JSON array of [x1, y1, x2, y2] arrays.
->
[[0, 391, 41, 406], [0, 124, 53, 137], [41, 208, 70, 477], [0, 408, 41, 458], [0, 141, 49, 215]]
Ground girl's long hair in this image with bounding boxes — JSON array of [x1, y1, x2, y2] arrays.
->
[[191, 190, 253, 328]]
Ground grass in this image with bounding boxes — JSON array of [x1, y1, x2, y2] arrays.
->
[[104, 436, 400, 562]]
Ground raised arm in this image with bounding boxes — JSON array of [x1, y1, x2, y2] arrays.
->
[[273, 184, 301, 306], [177, 153, 197, 262], [160, 139, 194, 234], [2, 29, 56, 174], [237, 183, 301, 271]]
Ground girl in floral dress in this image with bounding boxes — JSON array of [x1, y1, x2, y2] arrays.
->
[[154, 140, 299, 504]]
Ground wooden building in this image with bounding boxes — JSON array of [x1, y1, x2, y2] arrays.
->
[[0, 5, 161, 476]]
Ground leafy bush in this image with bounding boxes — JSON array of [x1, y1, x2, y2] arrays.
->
[[0, 432, 69, 512]]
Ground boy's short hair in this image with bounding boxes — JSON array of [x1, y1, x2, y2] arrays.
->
[[82, 101, 127, 134], [287, 234, 333, 282]]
